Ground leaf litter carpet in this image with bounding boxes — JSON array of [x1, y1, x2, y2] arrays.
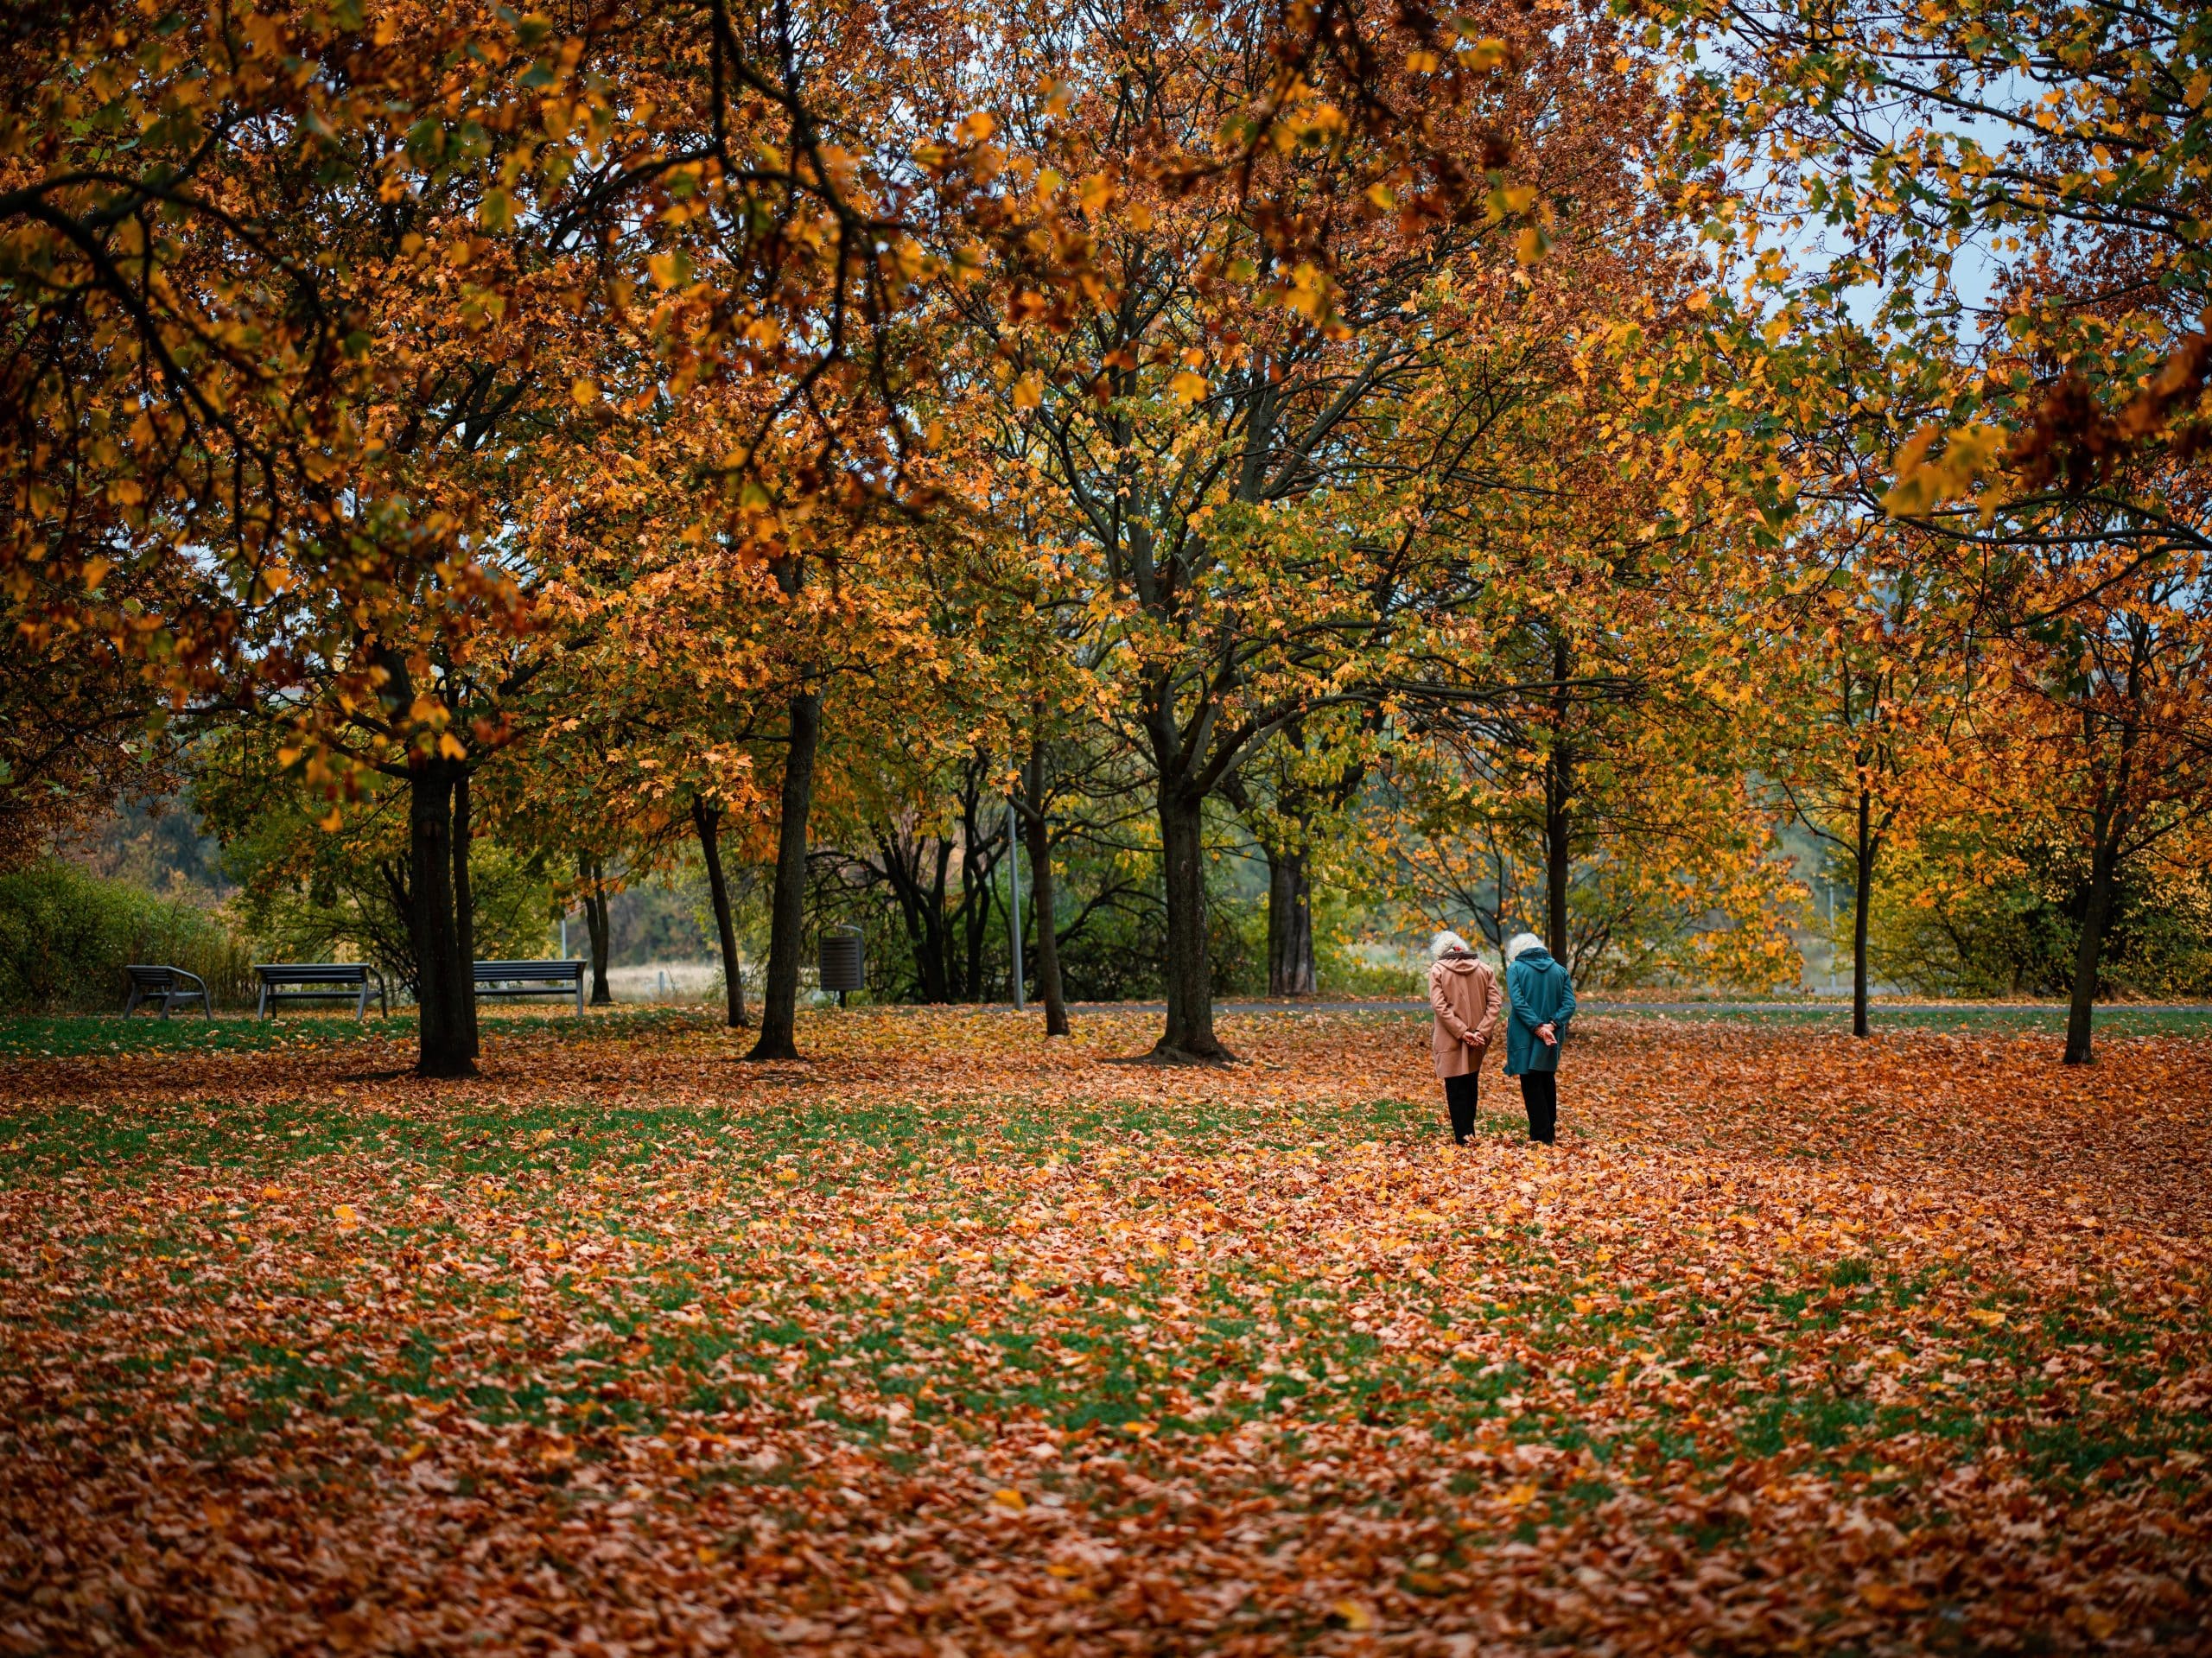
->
[[2, 1009, 2208, 1655]]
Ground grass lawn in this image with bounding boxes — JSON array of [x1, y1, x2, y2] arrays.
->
[[2, 1007, 2207, 1653]]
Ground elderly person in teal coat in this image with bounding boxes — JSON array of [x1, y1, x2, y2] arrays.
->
[[1503, 931, 1575, 1144]]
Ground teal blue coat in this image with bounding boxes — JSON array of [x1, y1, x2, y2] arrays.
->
[[1504, 947, 1575, 1076]]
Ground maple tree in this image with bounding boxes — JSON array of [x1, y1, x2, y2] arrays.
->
[[946, 0, 1674, 1057], [1955, 560, 2212, 1062], [1747, 513, 1967, 1034], [1616, 0, 2212, 1054]]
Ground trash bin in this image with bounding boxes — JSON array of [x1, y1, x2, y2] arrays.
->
[[818, 929, 865, 1003]]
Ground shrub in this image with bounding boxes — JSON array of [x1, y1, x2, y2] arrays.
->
[[0, 860, 252, 1013]]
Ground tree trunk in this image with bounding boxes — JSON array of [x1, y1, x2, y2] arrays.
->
[[579, 854, 613, 1006], [1544, 632, 1573, 965], [748, 688, 822, 1061], [2063, 829, 2121, 1066], [1154, 785, 1230, 1061], [955, 785, 1001, 1001], [409, 765, 475, 1078], [1021, 746, 1069, 1036], [1851, 786, 1876, 1040], [452, 770, 480, 1058], [1265, 842, 1318, 996], [694, 797, 747, 1028]]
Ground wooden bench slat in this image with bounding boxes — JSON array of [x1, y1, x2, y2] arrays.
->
[[253, 963, 386, 1021], [472, 960, 587, 1012]]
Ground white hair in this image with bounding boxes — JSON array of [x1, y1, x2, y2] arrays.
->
[[1431, 931, 1472, 960], [1503, 931, 1546, 965]]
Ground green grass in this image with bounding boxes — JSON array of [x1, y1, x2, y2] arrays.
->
[[0, 1005, 715, 1058], [1586, 1001, 2212, 1038], [16, 1083, 2202, 1483], [6, 1001, 2208, 1061], [9, 1008, 2208, 1518]]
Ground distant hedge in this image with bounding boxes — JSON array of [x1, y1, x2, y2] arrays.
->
[[0, 860, 252, 1013]]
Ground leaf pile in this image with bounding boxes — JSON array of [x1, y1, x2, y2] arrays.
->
[[3, 1009, 2208, 1653]]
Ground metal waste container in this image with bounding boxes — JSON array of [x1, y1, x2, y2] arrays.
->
[[818, 928, 865, 1001]]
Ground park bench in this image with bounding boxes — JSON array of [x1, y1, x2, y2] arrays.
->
[[253, 962, 388, 1020], [474, 959, 588, 1013], [122, 964, 211, 1020]]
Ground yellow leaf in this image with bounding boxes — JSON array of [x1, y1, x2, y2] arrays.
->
[[1463, 35, 1507, 72], [334, 1204, 359, 1230], [991, 1487, 1026, 1510], [1169, 370, 1208, 405], [436, 732, 467, 760], [80, 557, 111, 591], [1013, 372, 1044, 411], [1515, 225, 1551, 264], [956, 111, 995, 143], [1332, 1599, 1375, 1631], [1967, 1307, 2005, 1328], [1078, 172, 1115, 216], [1503, 1482, 1538, 1507], [1503, 184, 1536, 213], [570, 378, 601, 406]]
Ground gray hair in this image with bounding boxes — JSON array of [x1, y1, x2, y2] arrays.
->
[[1430, 930, 1473, 960], [1503, 931, 1546, 965]]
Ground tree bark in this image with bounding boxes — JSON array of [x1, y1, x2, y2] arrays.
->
[[694, 797, 747, 1028], [2064, 826, 2121, 1065], [1543, 632, 1574, 966], [579, 854, 613, 1006], [748, 688, 822, 1061], [451, 770, 479, 1058], [958, 786, 998, 1002], [1265, 842, 1318, 996], [1155, 785, 1230, 1061], [1851, 785, 1877, 1040], [409, 764, 475, 1078], [1021, 746, 1069, 1037]]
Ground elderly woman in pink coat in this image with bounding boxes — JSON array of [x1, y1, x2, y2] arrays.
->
[[1428, 931, 1503, 1144]]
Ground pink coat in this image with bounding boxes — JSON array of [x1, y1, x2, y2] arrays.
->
[[1430, 954, 1503, 1079]]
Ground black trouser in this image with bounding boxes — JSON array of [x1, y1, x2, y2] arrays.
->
[[1519, 1070, 1558, 1143], [1444, 1072, 1481, 1143]]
